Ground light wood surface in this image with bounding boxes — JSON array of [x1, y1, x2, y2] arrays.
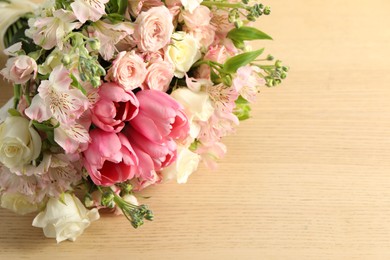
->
[[1, 0, 390, 259]]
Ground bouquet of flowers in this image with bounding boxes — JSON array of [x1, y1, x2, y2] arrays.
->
[[0, 0, 288, 242]]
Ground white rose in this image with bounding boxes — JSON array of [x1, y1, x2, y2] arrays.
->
[[162, 146, 200, 183], [32, 194, 100, 243], [171, 87, 214, 138], [0, 116, 41, 171], [166, 32, 201, 78], [180, 0, 203, 13], [1, 192, 44, 215], [0, 0, 37, 50]]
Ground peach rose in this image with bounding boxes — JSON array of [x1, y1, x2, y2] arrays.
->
[[1, 55, 37, 84], [105, 51, 147, 90], [133, 6, 174, 52], [143, 60, 174, 92]]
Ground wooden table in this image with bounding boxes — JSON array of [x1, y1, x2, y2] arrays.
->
[[1, 0, 390, 259]]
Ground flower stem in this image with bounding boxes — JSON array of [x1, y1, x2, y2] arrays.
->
[[201, 1, 244, 9]]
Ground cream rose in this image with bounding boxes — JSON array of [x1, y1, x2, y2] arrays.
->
[[180, 0, 203, 13], [166, 32, 201, 78], [1, 55, 38, 84], [0, 0, 37, 50], [1, 192, 44, 215], [0, 116, 42, 171], [32, 194, 100, 243], [133, 6, 174, 52], [171, 87, 214, 138], [105, 51, 147, 90], [162, 146, 200, 183]]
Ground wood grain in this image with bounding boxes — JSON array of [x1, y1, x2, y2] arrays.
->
[[1, 0, 390, 259]]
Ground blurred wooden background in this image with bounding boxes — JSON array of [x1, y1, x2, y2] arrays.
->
[[1, 0, 390, 259]]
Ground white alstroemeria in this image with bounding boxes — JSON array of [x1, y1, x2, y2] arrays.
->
[[161, 146, 200, 184], [88, 20, 134, 60], [25, 66, 89, 125], [180, 0, 203, 13], [165, 32, 201, 78], [171, 87, 214, 139], [71, 0, 109, 24], [0, 0, 37, 50], [32, 194, 100, 243], [26, 9, 81, 50]]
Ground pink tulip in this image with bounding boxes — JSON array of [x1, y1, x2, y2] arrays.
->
[[122, 90, 189, 181], [131, 90, 190, 142], [91, 82, 139, 133], [83, 129, 138, 186]]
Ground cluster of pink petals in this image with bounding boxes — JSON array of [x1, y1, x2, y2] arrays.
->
[[84, 89, 189, 187]]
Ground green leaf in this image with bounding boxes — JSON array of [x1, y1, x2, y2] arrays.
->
[[223, 48, 264, 73], [7, 108, 21, 117], [117, 0, 128, 15], [227, 26, 273, 42]]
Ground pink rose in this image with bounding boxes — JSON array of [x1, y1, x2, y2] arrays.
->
[[128, 0, 163, 17], [1, 55, 37, 84], [133, 6, 174, 52], [92, 82, 139, 133], [105, 51, 147, 90], [143, 60, 174, 92], [83, 129, 138, 186], [123, 90, 190, 180], [180, 6, 211, 29]]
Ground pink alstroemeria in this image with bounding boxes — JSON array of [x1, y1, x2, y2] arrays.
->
[[233, 65, 266, 103], [71, 0, 109, 24], [206, 83, 239, 113], [88, 21, 134, 61], [26, 9, 81, 50], [25, 66, 89, 124]]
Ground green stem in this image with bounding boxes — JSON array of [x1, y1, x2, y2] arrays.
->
[[201, 1, 244, 9], [13, 84, 21, 109]]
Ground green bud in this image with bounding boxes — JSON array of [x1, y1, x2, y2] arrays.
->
[[264, 6, 271, 15], [222, 75, 232, 86], [88, 39, 101, 51], [282, 66, 289, 72], [91, 77, 101, 88], [275, 60, 282, 68], [145, 210, 154, 221], [62, 55, 71, 65], [101, 191, 115, 208], [241, 0, 249, 4], [234, 20, 243, 28], [280, 72, 287, 79], [267, 54, 274, 61], [247, 14, 256, 22]]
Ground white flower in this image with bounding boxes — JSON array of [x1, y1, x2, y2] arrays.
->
[[0, 0, 37, 50], [0, 98, 14, 123], [165, 32, 201, 78], [171, 87, 214, 138], [32, 194, 100, 243], [180, 0, 203, 13], [1, 192, 44, 215], [0, 116, 42, 171], [26, 9, 81, 50], [70, 0, 109, 24], [161, 146, 200, 183]]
